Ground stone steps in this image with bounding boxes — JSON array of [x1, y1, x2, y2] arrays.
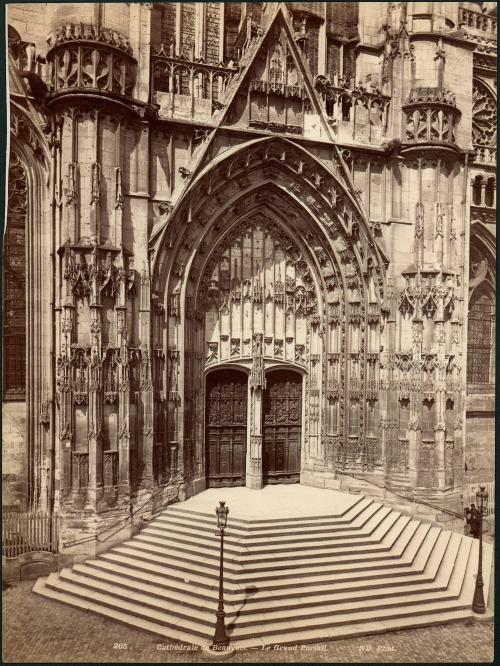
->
[[101, 520, 436, 584], [157, 496, 381, 537], [63, 531, 465, 618], [33, 489, 494, 648], [135, 512, 411, 562], [150, 502, 397, 541]]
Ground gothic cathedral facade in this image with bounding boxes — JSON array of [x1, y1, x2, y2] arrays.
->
[[3, 2, 496, 553]]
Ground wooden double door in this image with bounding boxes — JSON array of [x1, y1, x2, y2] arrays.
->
[[205, 368, 302, 487]]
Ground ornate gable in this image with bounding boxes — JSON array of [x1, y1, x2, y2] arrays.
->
[[219, 3, 333, 142]]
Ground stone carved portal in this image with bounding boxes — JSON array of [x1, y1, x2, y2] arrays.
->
[[154, 137, 387, 493]]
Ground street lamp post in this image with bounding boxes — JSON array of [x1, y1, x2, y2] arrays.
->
[[212, 500, 229, 649], [472, 486, 488, 614]]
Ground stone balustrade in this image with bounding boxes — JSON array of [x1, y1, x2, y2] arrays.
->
[[473, 145, 497, 166], [152, 45, 238, 122], [459, 7, 497, 35], [315, 73, 390, 145]]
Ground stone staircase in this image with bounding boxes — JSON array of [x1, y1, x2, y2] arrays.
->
[[33, 492, 493, 648]]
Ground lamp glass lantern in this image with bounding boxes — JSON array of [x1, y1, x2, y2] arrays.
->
[[216, 501, 229, 529], [476, 486, 489, 515]]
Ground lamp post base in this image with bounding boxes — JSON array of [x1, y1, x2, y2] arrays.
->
[[212, 609, 229, 648], [472, 574, 486, 614]]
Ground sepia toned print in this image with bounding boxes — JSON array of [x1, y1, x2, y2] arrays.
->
[[2, 2, 495, 663]]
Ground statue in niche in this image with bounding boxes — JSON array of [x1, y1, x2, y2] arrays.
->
[[219, 257, 231, 291], [242, 279, 252, 300], [269, 45, 284, 83], [274, 272, 284, 303], [286, 55, 298, 86], [295, 285, 307, 312], [252, 334, 263, 358]]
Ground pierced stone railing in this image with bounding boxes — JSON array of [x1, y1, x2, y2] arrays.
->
[[459, 7, 497, 35], [402, 87, 461, 145], [151, 45, 238, 121], [46, 23, 137, 99], [315, 73, 390, 144], [473, 145, 497, 166]]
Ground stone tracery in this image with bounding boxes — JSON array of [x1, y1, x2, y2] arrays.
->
[[472, 79, 497, 149]]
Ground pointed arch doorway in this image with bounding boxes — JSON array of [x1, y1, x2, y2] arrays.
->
[[153, 135, 389, 496], [263, 368, 302, 484]]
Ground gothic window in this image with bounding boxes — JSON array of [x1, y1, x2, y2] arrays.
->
[[471, 174, 496, 207], [472, 79, 496, 149], [485, 177, 495, 207], [3, 152, 27, 397], [467, 287, 495, 385], [472, 175, 482, 206]]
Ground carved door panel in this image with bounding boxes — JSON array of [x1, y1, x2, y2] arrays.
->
[[263, 370, 301, 484], [206, 370, 247, 487]]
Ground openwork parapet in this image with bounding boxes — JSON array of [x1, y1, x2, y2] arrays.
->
[[403, 87, 461, 145], [46, 23, 137, 99], [151, 45, 238, 120], [315, 74, 390, 144]]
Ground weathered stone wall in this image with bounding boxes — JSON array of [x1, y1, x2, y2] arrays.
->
[[465, 394, 495, 485], [206, 3, 221, 63], [2, 402, 28, 510], [7, 3, 49, 51]]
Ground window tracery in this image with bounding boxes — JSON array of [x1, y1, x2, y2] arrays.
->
[[467, 286, 495, 385], [472, 79, 496, 149], [3, 152, 27, 397]]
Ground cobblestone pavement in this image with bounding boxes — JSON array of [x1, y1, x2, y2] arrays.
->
[[2, 580, 494, 663]]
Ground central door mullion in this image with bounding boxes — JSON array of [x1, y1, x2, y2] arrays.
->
[[246, 383, 263, 489]]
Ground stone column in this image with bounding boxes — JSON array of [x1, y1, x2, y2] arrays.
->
[[247, 333, 264, 489], [480, 178, 486, 207], [116, 306, 131, 496], [434, 295, 447, 490], [139, 267, 154, 489], [87, 247, 104, 508], [247, 388, 263, 490], [408, 320, 423, 488]]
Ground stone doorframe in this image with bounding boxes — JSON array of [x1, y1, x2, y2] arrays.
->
[[204, 361, 306, 490]]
